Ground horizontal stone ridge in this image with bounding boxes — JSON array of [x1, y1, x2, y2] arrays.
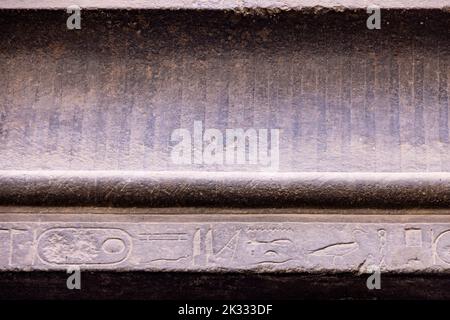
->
[[1, 171, 450, 208], [0, 213, 449, 272], [1, 0, 449, 9]]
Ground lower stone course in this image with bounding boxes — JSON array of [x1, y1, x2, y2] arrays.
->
[[1, 213, 450, 273]]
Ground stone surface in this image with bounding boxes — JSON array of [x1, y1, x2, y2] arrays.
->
[[2, 171, 450, 208], [1, 0, 449, 9], [0, 9, 450, 291], [0, 10, 449, 172], [1, 213, 450, 272]]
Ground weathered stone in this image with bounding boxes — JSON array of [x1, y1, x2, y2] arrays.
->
[[2, 171, 450, 208], [0, 10, 449, 173], [1, 213, 450, 273], [1, 0, 449, 9], [0, 9, 449, 290]]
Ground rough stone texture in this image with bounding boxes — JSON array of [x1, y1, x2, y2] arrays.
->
[[1, 213, 450, 272], [1, 0, 449, 9], [0, 10, 449, 172]]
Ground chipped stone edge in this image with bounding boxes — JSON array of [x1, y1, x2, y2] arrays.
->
[[0, 1, 449, 10]]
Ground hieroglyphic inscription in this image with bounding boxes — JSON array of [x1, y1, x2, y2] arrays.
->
[[0, 218, 450, 272], [434, 230, 450, 265], [37, 228, 132, 265]]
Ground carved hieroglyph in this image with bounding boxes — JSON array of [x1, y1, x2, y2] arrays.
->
[[1, 214, 450, 272]]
